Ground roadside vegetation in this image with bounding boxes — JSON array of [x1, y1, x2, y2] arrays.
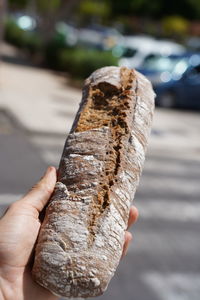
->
[[3, 0, 200, 80]]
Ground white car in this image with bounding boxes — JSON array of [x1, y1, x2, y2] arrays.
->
[[118, 36, 186, 69], [77, 26, 123, 50]]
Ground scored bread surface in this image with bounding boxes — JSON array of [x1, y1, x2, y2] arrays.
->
[[32, 66, 154, 298]]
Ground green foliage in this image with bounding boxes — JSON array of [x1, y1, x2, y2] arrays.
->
[[108, 0, 200, 19], [59, 48, 118, 79], [4, 17, 117, 79], [44, 35, 68, 69], [184, 0, 200, 18], [35, 0, 61, 14], [5, 18, 24, 47], [45, 35, 118, 79], [130, 0, 161, 16], [4, 18, 43, 54], [8, 0, 61, 14], [162, 16, 189, 38], [160, 0, 200, 19], [8, 0, 28, 9], [23, 32, 43, 54], [79, 0, 111, 19], [7, 0, 200, 21]]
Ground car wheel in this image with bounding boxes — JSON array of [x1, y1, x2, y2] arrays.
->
[[158, 92, 176, 108]]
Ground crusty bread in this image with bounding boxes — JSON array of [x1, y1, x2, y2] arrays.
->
[[32, 66, 154, 298]]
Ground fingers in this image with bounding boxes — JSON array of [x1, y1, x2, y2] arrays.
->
[[121, 231, 133, 258], [127, 205, 139, 229], [22, 166, 57, 213], [121, 206, 139, 259]]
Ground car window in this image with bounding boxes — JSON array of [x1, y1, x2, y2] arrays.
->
[[186, 64, 200, 79], [142, 56, 177, 72], [191, 65, 200, 74], [142, 55, 188, 74], [122, 48, 138, 58]]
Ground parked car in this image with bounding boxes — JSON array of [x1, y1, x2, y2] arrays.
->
[[139, 53, 200, 109], [78, 25, 123, 50], [118, 36, 185, 69], [186, 37, 200, 52], [55, 23, 123, 50]]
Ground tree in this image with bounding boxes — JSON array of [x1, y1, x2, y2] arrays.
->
[[35, 0, 82, 42], [0, 0, 7, 47], [78, 0, 111, 24], [108, 0, 200, 19], [6, 0, 82, 42], [8, 0, 28, 9], [162, 15, 189, 38]]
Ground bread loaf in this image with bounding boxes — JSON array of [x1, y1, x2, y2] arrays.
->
[[32, 66, 154, 298]]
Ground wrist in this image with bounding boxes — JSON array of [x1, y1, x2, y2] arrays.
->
[[0, 274, 6, 300], [0, 276, 8, 300], [0, 267, 22, 300], [0, 286, 4, 300], [0, 291, 4, 300], [0, 276, 12, 300]]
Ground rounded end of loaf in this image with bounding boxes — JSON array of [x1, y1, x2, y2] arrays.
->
[[32, 248, 115, 298]]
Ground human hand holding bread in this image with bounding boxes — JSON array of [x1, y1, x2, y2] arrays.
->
[[0, 167, 57, 300], [0, 66, 154, 299], [0, 166, 138, 300]]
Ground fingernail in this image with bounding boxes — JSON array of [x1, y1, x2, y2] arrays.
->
[[45, 166, 54, 175]]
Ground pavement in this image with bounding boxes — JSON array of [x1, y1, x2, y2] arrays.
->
[[0, 43, 200, 300]]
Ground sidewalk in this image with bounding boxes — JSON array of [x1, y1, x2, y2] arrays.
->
[[0, 49, 81, 135]]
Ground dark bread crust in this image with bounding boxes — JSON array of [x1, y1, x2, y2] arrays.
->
[[32, 66, 154, 298]]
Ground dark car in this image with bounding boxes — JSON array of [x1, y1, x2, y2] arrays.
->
[[138, 53, 200, 109]]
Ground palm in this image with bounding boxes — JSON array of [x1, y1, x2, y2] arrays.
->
[[0, 201, 57, 300], [0, 202, 40, 267]]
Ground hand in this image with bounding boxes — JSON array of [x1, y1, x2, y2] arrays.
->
[[0, 166, 58, 300], [0, 167, 138, 300]]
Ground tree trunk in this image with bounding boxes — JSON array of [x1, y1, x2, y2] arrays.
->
[[0, 0, 7, 51], [37, 0, 82, 43], [58, 0, 82, 21]]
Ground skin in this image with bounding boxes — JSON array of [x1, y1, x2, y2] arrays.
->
[[0, 166, 138, 300]]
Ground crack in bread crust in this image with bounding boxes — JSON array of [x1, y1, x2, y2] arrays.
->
[[73, 67, 136, 244]]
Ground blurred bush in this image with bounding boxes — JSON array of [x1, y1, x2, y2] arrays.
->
[[5, 18, 43, 54], [78, 0, 110, 24], [45, 39, 118, 78], [162, 15, 189, 39], [5, 18, 25, 47], [4, 17, 118, 79], [58, 48, 118, 78], [44, 34, 67, 69]]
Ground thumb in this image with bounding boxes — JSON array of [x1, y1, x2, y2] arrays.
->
[[22, 166, 57, 213]]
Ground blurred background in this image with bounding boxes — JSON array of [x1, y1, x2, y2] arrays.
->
[[0, 0, 200, 299]]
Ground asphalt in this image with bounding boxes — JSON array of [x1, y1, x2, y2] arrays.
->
[[0, 43, 200, 300]]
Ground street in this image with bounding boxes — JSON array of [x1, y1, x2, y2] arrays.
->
[[0, 45, 200, 300]]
